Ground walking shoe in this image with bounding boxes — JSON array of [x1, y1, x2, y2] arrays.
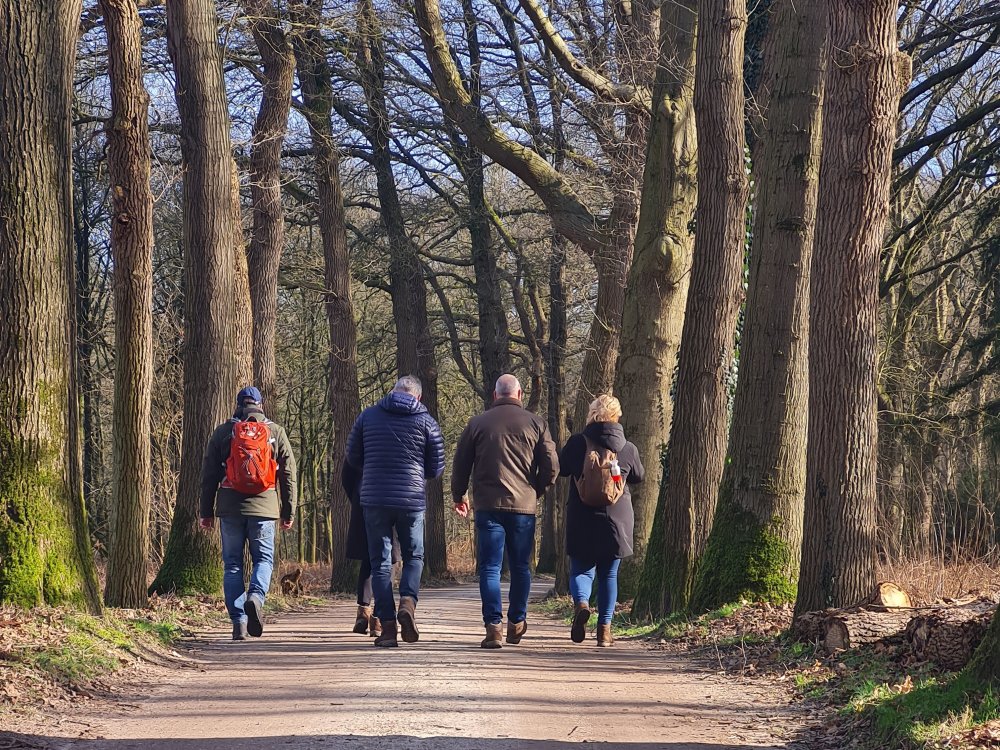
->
[[374, 619, 398, 647], [481, 623, 503, 649], [571, 601, 590, 643], [369, 616, 382, 637], [232, 621, 248, 641], [398, 596, 420, 643], [245, 593, 265, 637], [506, 619, 527, 645], [597, 623, 614, 647], [353, 605, 372, 634]]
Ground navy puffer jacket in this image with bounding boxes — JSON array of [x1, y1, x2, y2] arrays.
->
[[346, 391, 445, 511]]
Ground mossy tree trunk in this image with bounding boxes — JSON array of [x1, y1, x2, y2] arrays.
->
[[653, 0, 749, 615], [967, 607, 1000, 685], [150, 0, 243, 595], [100, 0, 155, 609], [615, 0, 698, 599], [795, 0, 906, 616], [691, 0, 827, 612], [291, 0, 362, 593], [0, 0, 101, 612], [356, 0, 447, 576]]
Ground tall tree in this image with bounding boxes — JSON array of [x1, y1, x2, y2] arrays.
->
[[614, 0, 697, 595], [100, 0, 155, 609], [640, 0, 749, 615], [243, 0, 295, 410], [356, 0, 447, 575], [0, 0, 101, 611], [151, 0, 244, 594], [291, 0, 363, 591], [692, 0, 827, 611], [795, 0, 906, 616]]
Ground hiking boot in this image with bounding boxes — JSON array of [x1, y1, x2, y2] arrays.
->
[[245, 593, 265, 637], [597, 623, 614, 647], [398, 596, 419, 643], [369, 616, 382, 637], [571, 601, 590, 644], [374, 619, 398, 648], [353, 605, 372, 634], [481, 623, 503, 649], [506, 619, 527, 645], [232, 621, 248, 641]]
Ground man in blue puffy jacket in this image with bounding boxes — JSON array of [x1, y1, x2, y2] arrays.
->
[[346, 375, 445, 647]]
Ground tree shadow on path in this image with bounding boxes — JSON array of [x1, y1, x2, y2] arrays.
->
[[0, 732, 788, 750]]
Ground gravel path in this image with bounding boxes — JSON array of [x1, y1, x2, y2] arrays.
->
[[2, 582, 801, 749]]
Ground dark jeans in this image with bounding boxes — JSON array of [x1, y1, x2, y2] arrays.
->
[[220, 516, 275, 625], [475, 509, 536, 626], [569, 556, 621, 625], [364, 506, 424, 623]]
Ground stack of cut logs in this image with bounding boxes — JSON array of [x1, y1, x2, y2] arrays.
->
[[795, 582, 1000, 670]]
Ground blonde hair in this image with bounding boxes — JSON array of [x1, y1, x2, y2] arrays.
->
[[587, 394, 622, 425]]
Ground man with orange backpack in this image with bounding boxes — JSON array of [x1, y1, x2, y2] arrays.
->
[[199, 387, 297, 641]]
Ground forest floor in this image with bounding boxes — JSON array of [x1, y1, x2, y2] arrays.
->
[[0, 581, 808, 750]]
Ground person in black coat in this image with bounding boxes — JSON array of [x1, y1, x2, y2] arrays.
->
[[560, 395, 644, 647], [343, 461, 399, 637]]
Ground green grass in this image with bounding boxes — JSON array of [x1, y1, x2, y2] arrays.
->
[[861, 673, 1000, 747], [532, 596, 746, 640]]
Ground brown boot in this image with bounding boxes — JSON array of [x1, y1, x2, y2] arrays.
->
[[506, 619, 527, 645], [398, 596, 419, 643], [374, 619, 398, 647], [571, 601, 591, 643], [481, 623, 503, 649], [353, 605, 371, 635], [369, 616, 382, 637], [597, 623, 614, 647]]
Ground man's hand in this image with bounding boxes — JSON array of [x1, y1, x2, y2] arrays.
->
[[199, 517, 215, 531], [453, 500, 470, 518], [280, 519, 294, 531]]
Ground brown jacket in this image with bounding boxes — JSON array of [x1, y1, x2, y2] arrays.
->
[[451, 397, 559, 514]]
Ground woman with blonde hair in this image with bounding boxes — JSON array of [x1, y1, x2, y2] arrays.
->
[[559, 394, 644, 646]]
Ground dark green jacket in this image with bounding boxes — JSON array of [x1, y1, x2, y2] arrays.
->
[[199, 411, 297, 521]]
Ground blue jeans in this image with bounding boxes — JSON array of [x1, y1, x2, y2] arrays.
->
[[570, 557, 621, 625], [476, 510, 536, 626], [364, 506, 424, 623], [220, 516, 275, 624]]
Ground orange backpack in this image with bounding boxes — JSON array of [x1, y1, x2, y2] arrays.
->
[[224, 420, 277, 495], [575, 437, 625, 507]]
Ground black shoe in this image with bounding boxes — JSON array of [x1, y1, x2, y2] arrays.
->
[[245, 594, 265, 637], [571, 602, 590, 644], [232, 621, 248, 641]]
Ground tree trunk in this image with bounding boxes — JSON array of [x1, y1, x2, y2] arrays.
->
[[795, 0, 906, 616], [909, 598, 998, 671], [0, 0, 101, 612], [356, 0, 447, 576], [823, 609, 914, 651], [967, 600, 1000, 684], [151, 0, 243, 595], [691, 0, 827, 612], [291, 0, 362, 593], [244, 0, 294, 412], [616, 0, 698, 600], [654, 0, 749, 615], [538, 236, 568, 575], [100, 0, 155, 609]]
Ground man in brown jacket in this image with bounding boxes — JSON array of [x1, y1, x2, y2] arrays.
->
[[452, 374, 559, 648]]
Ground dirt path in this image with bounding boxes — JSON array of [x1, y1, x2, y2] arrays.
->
[[4, 583, 802, 750]]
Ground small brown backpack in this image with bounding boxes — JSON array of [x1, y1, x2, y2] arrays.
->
[[575, 437, 625, 507]]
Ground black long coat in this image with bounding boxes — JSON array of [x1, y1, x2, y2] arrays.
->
[[560, 421, 645, 562], [343, 462, 400, 563]]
